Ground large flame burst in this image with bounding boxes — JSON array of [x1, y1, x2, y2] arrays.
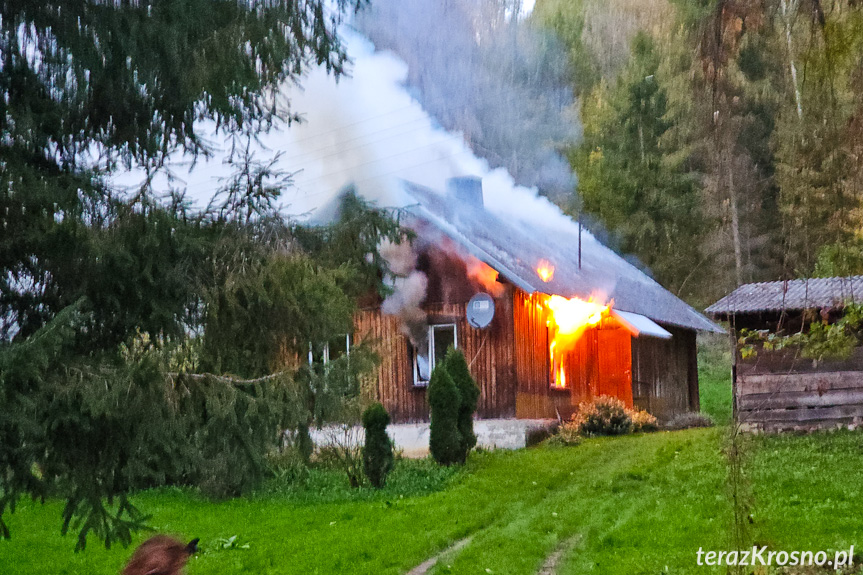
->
[[542, 294, 610, 389]]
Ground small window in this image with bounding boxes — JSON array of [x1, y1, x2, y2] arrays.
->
[[413, 324, 458, 387], [309, 334, 351, 368]]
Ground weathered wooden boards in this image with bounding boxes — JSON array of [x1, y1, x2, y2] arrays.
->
[[631, 326, 698, 421], [354, 288, 517, 423], [737, 371, 863, 432]]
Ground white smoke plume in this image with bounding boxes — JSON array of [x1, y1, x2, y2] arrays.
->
[[381, 272, 429, 344], [378, 238, 428, 343], [354, 0, 578, 200], [377, 238, 417, 277], [111, 27, 582, 236]]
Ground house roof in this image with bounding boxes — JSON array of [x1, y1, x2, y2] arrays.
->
[[401, 181, 722, 333], [705, 276, 863, 317]]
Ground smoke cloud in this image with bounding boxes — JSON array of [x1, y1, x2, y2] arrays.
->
[[355, 0, 579, 201], [112, 25, 582, 236], [378, 238, 429, 347], [109, 10, 606, 327]]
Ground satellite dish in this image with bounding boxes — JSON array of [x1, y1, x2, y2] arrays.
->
[[467, 293, 495, 329]]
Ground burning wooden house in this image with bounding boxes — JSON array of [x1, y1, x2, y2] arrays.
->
[[350, 177, 721, 423]]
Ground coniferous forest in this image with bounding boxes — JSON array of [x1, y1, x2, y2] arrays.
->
[[543, 0, 863, 305]]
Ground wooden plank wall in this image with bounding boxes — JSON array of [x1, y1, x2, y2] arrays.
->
[[354, 282, 689, 423], [737, 370, 863, 432], [630, 325, 698, 420], [739, 346, 863, 375], [597, 329, 634, 406], [513, 290, 553, 418], [513, 289, 634, 419], [353, 286, 517, 423]]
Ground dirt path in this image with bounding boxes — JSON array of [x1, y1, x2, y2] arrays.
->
[[405, 536, 474, 575], [536, 535, 581, 575]]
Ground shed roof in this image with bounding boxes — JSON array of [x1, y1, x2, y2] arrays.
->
[[705, 276, 863, 316], [401, 181, 722, 333]]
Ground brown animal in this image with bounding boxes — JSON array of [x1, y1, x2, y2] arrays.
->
[[121, 535, 199, 575]]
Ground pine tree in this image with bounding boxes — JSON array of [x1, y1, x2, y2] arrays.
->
[[0, 0, 364, 342], [573, 32, 705, 295]]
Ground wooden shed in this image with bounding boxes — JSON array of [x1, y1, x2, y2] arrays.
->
[[707, 276, 863, 431], [347, 177, 721, 423]]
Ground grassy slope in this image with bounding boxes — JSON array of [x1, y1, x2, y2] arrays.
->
[[748, 431, 863, 552], [0, 430, 731, 575], [4, 346, 862, 574]]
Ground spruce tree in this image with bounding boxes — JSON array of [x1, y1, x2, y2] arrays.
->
[[444, 348, 480, 463], [362, 403, 394, 489], [0, 0, 365, 342], [428, 365, 462, 466]]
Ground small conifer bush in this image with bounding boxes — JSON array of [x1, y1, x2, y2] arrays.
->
[[362, 402, 394, 488], [428, 365, 462, 465], [444, 348, 480, 463]]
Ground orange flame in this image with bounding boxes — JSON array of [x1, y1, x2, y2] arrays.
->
[[467, 257, 503, 296], [541, 293, 611, 389], [536, 260, 555, 283]]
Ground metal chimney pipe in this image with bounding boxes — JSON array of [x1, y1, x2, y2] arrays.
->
[[446, 176, 483, 208]]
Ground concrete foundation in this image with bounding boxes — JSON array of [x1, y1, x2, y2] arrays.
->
[[310, 418, 556, 458]]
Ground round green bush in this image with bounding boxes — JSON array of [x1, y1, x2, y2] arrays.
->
[[573, 395, 632, 436]]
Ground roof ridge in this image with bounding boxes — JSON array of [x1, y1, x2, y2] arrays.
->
[[400, 180, 722, 333]]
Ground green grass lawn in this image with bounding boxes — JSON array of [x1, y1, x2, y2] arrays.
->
[[3, 344, 862, 575], [0, 430, 732, 575], [3, 429, 863, 575], [698, 333, 733, 425]]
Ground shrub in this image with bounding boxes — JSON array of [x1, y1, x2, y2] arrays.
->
[[316, 424, 365, 487], [428, 365, 462, 465], [266, 446, 309, 485], [525, 422, 560, 447], [444, 348, 480, 462], [572, 395, 632, 436], [666, 412, 715, 431], [362, 403, 394, 488], [630, 409, 659, 433], [544, 422, 582, 447]]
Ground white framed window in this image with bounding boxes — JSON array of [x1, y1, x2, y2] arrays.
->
[[413, 323, 458, 387], [309, 334, 352, 367]]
